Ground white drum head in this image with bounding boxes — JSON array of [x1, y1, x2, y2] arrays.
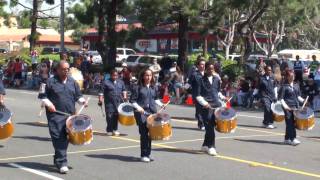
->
[[294, 107, 314, 119], [151, 113, 170, 126], [67, 114, 92, 132], [214, 107, 236, 120], [69, 67, 84, 81], [118, 103, 134, 116], [271, 101, 284, 116]]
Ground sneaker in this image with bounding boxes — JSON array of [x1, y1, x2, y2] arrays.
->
[[141, 156, 150, 162], [59, 166, 69, 174], [284, 139, 292, 145], [113, 131, 120, 136], [207, 147, 218, 156], [291, 138, 301, 146], [200, 126, 205, 131], [106, 132, 113, 136], [201, 146, 209, 152], [265, 124, 275, 129]]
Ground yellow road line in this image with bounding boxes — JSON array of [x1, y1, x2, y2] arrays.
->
[[171, 119, 284, 136]]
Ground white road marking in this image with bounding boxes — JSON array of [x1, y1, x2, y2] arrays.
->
[[9, 163, 64, 180]]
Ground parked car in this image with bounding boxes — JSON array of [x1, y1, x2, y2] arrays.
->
[[126, 54, 163, 73], [88, 51, 102, 64], [116, 48, 136, 63], [0, 48, 8, 54], [42, 47, 70, 55]]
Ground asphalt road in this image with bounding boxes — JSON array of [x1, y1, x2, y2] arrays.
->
[[0, 89, 320, 180]]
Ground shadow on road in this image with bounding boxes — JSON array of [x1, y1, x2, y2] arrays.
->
[[234, 139, 285, 145], [0, 145, 3, 148], [93, 131, 128, 137], [12, 136, 51, 142], [0, 162, 61, 174], [86, 154, 140, 162], [153, 147, 203, 155], [237, 124, 266, 129], [16, 122, 48, 128], [172, 126, 200, 131]]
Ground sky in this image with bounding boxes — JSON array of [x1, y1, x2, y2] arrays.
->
[[4, 0, 79, 16]]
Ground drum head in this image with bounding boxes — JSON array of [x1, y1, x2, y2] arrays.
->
[[68, 115, 92, 132], [0, 110, 12, 126], [118, 103, 134, 116], [294, 107, 314, 119], [214, 108, 236, 120], [271, 101, 284, 115], [148, 113, 170, 126]]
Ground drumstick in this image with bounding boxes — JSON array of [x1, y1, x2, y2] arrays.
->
[[301, 96, 309, 110], [38, 103, 45, 117], [227, 96, 233, 102], [55, 110, 72, 116], [157, 101, 170, 114], [77, 97, 91, 115]]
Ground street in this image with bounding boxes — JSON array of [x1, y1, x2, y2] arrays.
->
[[0, 89, 320, 180]]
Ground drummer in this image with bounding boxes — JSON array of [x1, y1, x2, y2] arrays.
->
[[130, 68, 165, 162], [259, 66, 278, 129], [38, 60, 88, 174], [189, 57, 206, 130], [0, 74, 6, 110], [278, 70, 304, 146], [195, 61, 226, 156], [98, 69, 127, 136]]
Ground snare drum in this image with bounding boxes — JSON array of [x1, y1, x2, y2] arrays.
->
[[69, 67, 84, 90], [294, 107, 315, 131], [66, 114, 93, 145], [0, 109, 14, 140], [118, 103, 136, 126], [271, 101, 285, 122], [214, 107, 237, 133], [147, 113, 172, 140]]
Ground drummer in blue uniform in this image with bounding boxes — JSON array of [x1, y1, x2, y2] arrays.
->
[[278, 70, 304, 146], [189, 57, 206, 130], [195, 61, 226, 156], [259, 66, 278, 129], [98, 69, 127, 136], [38, 61, 88, 174], [130, 68, 164, 162]]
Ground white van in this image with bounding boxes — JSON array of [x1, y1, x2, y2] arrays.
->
[[278, 49, 320, 60]]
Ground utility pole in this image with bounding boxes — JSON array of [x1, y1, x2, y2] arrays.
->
[[60, 0, 65, 54]]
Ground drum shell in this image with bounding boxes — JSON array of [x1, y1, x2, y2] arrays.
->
[[295, 117, 315, 130], [118, 114, 136, 126], [76, 80, 84, 91], [273, 113, 285, 122], [68, 128, 93, 145], [147, 123, 172, 141], [215, 118, 237, 133], [0, 119, 14, 140]]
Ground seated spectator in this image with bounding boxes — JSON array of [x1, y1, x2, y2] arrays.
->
[[237, 77, 250, 107]]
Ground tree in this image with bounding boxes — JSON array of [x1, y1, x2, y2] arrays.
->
[[73, 0, 133, 71], [135, 0, 205, 71], [10, 0, 57, 51]]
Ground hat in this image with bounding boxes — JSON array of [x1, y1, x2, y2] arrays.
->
[[122, 63, 128, 67]]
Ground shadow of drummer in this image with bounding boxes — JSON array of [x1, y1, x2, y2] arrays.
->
[[0, 162, 72, 174], [234, 139, 286, 145], [86, 154, 141, 162]]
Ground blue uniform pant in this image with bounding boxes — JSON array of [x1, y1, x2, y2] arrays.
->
[[284, 109, 297, 140], [201, 107, 216, 148], [106, 112, 119, 132], [262, 98, 274, 125], [194, 101, 204, 128], [47, 116, 69, 168], [134, 112, 152, 157]]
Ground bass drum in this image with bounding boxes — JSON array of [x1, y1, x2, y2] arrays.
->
[[66, 114, 93, 145], [214, 107, 237, 133], [0, 109, 14, 140], [69, 67, 84, 90], [118, 103, 136, 126], [271, 101, 285, 122], [294, 107, 315, 131], [147, 113, 172, 140]]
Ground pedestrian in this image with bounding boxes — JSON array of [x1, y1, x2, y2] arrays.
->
[[293, 55, 305, 85], [309, 55, 319, 79]]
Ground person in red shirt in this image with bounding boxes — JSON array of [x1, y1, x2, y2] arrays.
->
[[13, 58, 23, 88]]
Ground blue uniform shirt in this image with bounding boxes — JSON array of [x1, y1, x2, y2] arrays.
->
[[278, 84, 301, 108], [100, 78, 126, 113], [130, 85, 159, 114], [259, 75, 276, 100], [190, 70, 204, 98], [38, 76, 83, 117], [195, 75, 221, 108]]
